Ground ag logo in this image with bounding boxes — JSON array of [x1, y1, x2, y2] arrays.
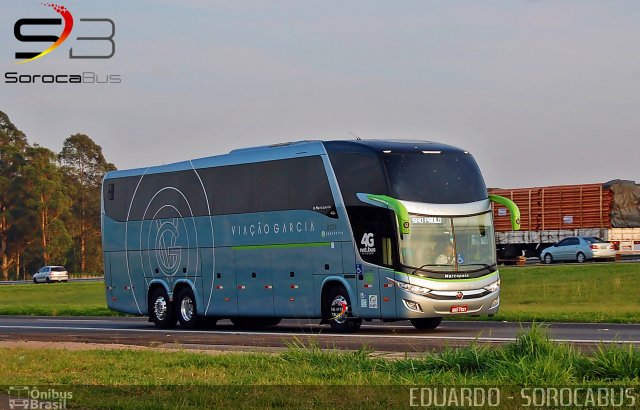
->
[[361, 233, 374, 248], [155, 219, 181, 276]]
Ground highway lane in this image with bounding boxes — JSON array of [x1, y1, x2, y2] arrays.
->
[[0, 316, 638, 353]]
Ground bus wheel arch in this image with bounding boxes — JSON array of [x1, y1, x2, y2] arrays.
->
[[148, 285, 176, 329], [321, 281, 362, 332]]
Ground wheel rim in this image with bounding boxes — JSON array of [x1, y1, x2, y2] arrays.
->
[[578, 253, 585, 263], [329, 295, 348, 324], [180, 296, 194, 322], [545, 255, 551, 264], [154, 296, 168, 321]]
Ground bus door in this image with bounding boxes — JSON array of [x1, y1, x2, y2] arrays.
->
[[234, 248, 274, 317]]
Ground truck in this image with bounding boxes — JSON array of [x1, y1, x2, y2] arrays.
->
[[489, 180, 640, 261]]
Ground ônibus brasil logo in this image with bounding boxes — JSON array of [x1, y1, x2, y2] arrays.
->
[[7, 2, 121, 84]]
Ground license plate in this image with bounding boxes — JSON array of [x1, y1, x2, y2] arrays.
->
[[450, 305, 468, 314]]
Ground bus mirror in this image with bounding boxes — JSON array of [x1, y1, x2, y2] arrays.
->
[[356, 193, 410, 235], [489, 194, 521, 231]]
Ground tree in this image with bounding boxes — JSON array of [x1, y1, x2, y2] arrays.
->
[[22, 145, 72, 265], [0, 111, 30, 279], [59, 134, 116, 273]]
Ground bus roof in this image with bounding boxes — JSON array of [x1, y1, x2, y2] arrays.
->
[[104, 139, 467, 179]]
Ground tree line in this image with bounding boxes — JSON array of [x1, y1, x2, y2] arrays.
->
[[0, 111, 115, 280]]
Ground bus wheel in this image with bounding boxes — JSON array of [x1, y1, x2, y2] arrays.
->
[[324, 285, 362, 333], [149, 287, 176, 329], [410, 317, 442, 330], [175, 287, 200, 330]]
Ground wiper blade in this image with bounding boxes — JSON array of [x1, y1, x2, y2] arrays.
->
[[411, 264, 450, 275]]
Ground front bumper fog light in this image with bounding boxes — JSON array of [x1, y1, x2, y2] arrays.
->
[[402, 299, 423, 312], [490, 297, 500, 309]]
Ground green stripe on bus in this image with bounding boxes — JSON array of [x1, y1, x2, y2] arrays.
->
[[232, 242, 332, 251]]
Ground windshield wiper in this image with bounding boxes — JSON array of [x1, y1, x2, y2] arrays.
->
[[464, 263, 497, 272], [411, 264, 450, 275]]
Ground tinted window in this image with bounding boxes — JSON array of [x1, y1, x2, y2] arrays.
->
[[51, 267, 66, 272], [556, 239, 569, 247], [383, 152, 487, 204], [568, 238, 580, 246], [103, 156, 335, 221], [585, 237, 605, 244], [328, 152, 389, 206]]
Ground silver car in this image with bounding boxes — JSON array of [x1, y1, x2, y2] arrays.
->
[[33, 266, 69, 283], [540, 236, 616, 264]]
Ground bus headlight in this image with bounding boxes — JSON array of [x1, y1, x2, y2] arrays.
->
[[386, 278, 431, 296], [484, 279, 501, 293]]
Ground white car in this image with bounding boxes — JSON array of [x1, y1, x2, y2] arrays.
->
[[33, 266, 69, 283]]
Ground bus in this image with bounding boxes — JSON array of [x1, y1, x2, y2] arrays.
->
[[102, 140, 520, 332]]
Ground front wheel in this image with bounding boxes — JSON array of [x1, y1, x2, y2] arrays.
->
[[149, 287, 176, 329], [175, 287, 200, 330], [410, 317, 442, 330], [323, 285, 362, 333], [33, 277, 37, 284], [576, 252, 586, 263], [543, 253, 553, 264]]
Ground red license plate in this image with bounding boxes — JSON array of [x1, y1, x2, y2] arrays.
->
[[450, 305, 468, 314]]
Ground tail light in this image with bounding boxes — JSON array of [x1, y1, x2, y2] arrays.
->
[[609, 245, 615, 250], [590, 244, 598, 250]]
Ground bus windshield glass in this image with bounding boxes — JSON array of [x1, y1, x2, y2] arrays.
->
[[399, 212, 496, 273], [383, 152, 487, 204]]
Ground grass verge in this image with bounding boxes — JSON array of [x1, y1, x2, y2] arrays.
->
[[0, 263, 639, 322], [0, 326, 638, 409]]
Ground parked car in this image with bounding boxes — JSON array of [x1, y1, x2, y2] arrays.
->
[[540, 237, 616, 264], [33, 266, 69, 283]]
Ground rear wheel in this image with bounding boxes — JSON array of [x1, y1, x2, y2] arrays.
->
[[149, 287, 176, 329], [323, 285, 362, 332], [33, 277, 37, 284], [543, 253, 553, 264], [175, 287, 200, 329], [576, 252, 586, 263], [410, 317, 442, 330], [45, 277, 51, 283]]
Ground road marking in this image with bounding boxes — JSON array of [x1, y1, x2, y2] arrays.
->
[[0, 325, 639, 344]]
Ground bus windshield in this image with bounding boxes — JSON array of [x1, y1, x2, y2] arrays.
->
[[399, 212, 496, 273]]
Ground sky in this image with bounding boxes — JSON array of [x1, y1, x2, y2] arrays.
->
[[1, 0, 638, 188]]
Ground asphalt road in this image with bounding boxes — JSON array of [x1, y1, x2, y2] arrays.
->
[[1, 316, 638, 353]]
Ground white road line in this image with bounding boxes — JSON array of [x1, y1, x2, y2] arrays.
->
[[0, 325, 639, 344]]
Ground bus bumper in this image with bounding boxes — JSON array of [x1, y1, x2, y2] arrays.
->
[[396, 290, 500, 318]]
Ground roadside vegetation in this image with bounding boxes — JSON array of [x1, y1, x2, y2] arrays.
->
[[1, 262, 638, 323], [0, 326, 638, 409]]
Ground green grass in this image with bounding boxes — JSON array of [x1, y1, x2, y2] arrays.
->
[[0, 282, 115, 316], [0, 326, 638, 409], [1, 263, 639, 322], [491, 263, 640, 323]]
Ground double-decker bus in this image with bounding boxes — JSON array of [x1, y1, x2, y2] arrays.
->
[[102, 140, 519, 331]]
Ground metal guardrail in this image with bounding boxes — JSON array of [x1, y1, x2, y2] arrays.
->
[[0, 277, 104, 285]]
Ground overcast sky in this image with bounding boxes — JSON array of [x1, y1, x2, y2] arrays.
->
[[1, 0, 638, 188]]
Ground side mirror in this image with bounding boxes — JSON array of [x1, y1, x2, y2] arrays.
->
[[357, 193, 410, 235], [489, 194, 521, 231]]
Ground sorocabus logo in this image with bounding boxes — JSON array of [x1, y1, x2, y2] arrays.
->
[[15, 3, 74, 63], [7, 3, 120, 84], [14, 2, 115, 63]]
